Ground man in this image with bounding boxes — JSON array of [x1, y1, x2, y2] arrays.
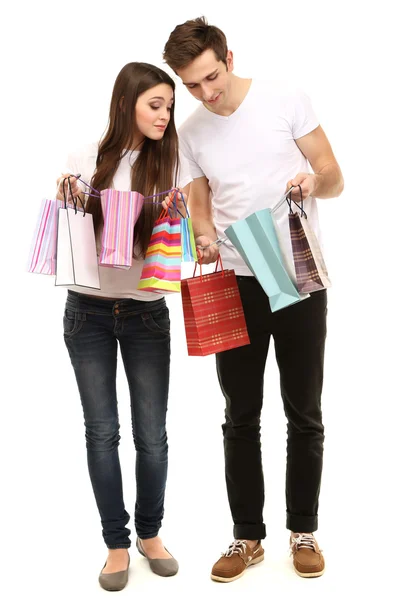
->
[[163, 16, 344, 582]]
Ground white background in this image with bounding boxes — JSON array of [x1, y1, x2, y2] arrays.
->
[[2, 1, 399, 598]]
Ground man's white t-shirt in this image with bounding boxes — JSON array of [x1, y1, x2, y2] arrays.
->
[[65, 142, 192, 300], [179, 80, 321, 276]]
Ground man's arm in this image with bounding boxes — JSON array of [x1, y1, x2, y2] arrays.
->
[[287, 125, 344, 202], [188, 176, 220, 264]]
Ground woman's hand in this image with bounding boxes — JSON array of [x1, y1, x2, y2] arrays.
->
[[56, 174, 81, 203], [161, 188, 188, 218]]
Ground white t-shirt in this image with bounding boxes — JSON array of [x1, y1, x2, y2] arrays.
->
[[65, 142, 192, 300], [179, 80, 321, 275]]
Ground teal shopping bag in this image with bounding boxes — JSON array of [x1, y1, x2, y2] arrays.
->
[[170, 190, 197, 262], [225, 209, 302, 312], [181, 217, 197, 262]]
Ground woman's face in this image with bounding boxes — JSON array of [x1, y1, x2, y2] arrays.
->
[[135, 83, 174, 142]]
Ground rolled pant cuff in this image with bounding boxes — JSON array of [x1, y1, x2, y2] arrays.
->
[[286, 513, 318, 533], [136, 531, 159, 540], [233, 523, 266, 540], [107, 543, 131, 549]]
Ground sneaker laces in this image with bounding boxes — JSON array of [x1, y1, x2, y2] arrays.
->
[[222, 540, 248, 557], [290, 533, 316, 555]]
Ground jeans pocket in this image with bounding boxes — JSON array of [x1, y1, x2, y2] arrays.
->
[[140, 308, 170, 335], [63, 309, 83, 338]]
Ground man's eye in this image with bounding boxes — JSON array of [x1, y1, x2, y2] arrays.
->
[[186, 84, 197, 89], [207, 75, 218, 81]]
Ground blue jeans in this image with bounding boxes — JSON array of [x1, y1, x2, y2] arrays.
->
[[63, 291, 170, 548]]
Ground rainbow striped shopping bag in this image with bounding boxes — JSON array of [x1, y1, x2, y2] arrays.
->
[[137, 214, 181, 293], [99, 189, 144, 269]]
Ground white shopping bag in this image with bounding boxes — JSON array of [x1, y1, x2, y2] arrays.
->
[[55, 205, 100, 289]]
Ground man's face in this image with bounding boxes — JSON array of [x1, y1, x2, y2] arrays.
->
[[176, 49, 233, 111]]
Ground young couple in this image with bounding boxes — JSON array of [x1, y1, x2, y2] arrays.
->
[[56, 16, 343, 591]]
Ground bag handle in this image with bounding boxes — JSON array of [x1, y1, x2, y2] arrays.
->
[[71, 173, 101, 198], [271, 186, 295, 213], [192, 252, 224, 281], [158, 189, 185, 219], [176, 190, 190, 218], [62, 177, 86, 215], [287, 185, 307, 218], [72, 173, 181, 206]]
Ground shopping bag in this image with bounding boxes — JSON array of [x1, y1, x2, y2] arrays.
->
[[181, 256, 250, 356], [137, 210, 181, 293], [173, 191, 197, 263], [55, 181, 100, 289], [225, 209, 302, 312], [298, 213, 331, 289], [181, 217, 197, 262], [27, 198, 62, 275], [287, 192, 331, 293], [99, 188, 144, 269]]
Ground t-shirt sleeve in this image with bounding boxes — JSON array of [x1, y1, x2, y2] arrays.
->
[[291, 88, 319, 140], [63, 143, 98, 198], [64, 151, 80, 177], [178, 133, 205, 179], [55, 150, 84, 202]]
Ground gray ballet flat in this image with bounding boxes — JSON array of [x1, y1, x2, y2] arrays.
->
[[136, 537, 179, 577], [98, 556, 130, 591]]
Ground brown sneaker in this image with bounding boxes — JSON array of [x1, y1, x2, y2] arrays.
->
[[211, 540, 264, 583], [290, 533, 325, 578]]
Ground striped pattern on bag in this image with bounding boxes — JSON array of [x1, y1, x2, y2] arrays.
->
[[181, 217, 197, 262], [28, 199, 62, 275], [137, 217, 181, 292], [100, 189, 144, 269]]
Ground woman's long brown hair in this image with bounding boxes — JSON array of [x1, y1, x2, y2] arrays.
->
[[86, 62, 179, 258]]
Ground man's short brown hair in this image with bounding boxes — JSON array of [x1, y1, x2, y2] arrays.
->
[[163, 16, 228, 72]]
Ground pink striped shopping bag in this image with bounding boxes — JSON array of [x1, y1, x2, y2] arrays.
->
[[99, 189, 144, 269], [27, 198, 62, 275]]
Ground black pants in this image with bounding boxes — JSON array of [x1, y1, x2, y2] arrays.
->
[[216, 277, 327, 540]]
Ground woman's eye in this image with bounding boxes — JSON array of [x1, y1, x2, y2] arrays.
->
[[150, 105, 161, 110]]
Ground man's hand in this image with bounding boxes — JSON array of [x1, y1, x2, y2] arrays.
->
[[195, 235, 220, 264], [286, 172, 318, 203]]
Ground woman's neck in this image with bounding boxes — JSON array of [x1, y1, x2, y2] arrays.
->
[[130, 136, 145, 151]]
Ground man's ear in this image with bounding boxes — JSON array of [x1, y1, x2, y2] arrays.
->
[[226, 50, 234, 72]]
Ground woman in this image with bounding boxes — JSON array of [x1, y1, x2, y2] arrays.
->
[[56, 62, 192, 591]]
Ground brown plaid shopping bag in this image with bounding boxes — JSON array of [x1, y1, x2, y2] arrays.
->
[[300, 215, 331, 288], [287, 188, 331, 293], [181, 256, 250, 356]]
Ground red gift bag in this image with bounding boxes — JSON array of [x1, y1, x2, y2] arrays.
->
[[181, 257, 250, 356]]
